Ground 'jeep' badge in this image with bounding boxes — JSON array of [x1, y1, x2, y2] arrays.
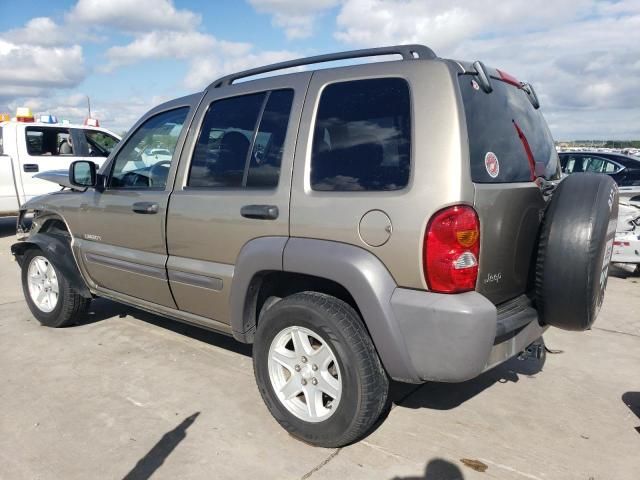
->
[[484, 151, 499, 178]]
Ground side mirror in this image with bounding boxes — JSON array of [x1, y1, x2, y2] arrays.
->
[[69, 160, 97, 188]]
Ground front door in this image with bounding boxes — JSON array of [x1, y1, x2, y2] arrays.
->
[[74, 104, 193, 307], [166, 73, 311, 323]]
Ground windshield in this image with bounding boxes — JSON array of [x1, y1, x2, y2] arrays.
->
[[459, 74, 560, 183]]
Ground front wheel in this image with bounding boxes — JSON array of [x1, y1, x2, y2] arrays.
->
[[21, 248, 90, 327], [253, 292, 389, 448]]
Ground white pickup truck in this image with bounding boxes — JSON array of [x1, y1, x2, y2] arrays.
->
[[0, 119, 120, 215]]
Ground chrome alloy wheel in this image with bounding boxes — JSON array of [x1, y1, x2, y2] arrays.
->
[[267, 326, 342, 423], [27, 256, 59, 313]]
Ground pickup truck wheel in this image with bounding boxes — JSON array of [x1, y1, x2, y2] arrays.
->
[[253, 292, 389, 448], [21, 248, 90, 328]]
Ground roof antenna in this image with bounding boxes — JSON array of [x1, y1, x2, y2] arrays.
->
[[87, 95, 91, 118]]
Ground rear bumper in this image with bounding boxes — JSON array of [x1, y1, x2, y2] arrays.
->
[[390, 288, 546, 383]]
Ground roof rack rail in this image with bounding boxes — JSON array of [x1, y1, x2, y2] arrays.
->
[[207, 44, 437, 89]]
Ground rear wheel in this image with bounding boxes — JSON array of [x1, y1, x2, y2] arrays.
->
[[253, 292, 389, 447], [21, 248, 90, 327]]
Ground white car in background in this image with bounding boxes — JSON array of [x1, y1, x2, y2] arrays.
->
[[0, 111, 120, 215], [613, 201, 640, 274]]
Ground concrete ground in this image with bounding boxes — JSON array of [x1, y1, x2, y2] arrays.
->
[[0, 216, 638, 480]]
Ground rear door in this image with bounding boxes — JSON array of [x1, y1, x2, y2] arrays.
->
[[166, 73, 310, 323], [458, 73, 561, 304]]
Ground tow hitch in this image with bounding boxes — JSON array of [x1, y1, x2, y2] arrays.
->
[[518, 340, 545, 360]]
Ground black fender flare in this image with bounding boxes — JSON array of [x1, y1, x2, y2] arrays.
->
[[11, 233, 92, 298], [230, 236, 419, 382]]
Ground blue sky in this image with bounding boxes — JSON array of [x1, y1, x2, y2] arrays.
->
[[1, 0, 639, 139]]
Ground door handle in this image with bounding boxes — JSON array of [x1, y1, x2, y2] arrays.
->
[[132, 202, 159, 214], [240, 204, 279, 220], [23, 164, 39, 173]]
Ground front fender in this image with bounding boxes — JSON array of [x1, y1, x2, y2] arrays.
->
[[12, 232, 92, 298]]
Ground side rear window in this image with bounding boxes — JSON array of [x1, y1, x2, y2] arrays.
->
[[311, 78, 411, 192], [459, 74, 560, 183], [25, 127, 74, 156], [188, 89, 294, 189]]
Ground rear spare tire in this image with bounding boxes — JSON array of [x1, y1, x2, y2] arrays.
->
[[536, 173, 618, 331]]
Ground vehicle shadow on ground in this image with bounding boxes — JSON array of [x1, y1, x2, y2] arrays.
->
[[390, 351, 546, 411], [122, 412, 200, 480], [622, 392, 640, 435], [79, 297, 543, 442], [78, 297, 252, 357], [0, 217, 16, 239], [391, 458, 465, 479], [609, 264, 639, 279]]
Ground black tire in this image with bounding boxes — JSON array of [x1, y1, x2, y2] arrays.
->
[[253, 292, 389, 448], [21, 247, 90, 328], [536, 173, 618, 331]]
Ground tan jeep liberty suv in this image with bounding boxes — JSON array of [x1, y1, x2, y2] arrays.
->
[[12, 45, 618, 447]]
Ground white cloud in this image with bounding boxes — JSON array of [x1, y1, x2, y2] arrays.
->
[[184, 49, 300, 90], [0, 39, 85, 99], [6, 92, 169, 134], [103, 31, 220, 71], [102, 29, 298, 91], [1, 17, 72, 47], [68, 0, 200, 32], [334, 0, 594, 50], [331, 0, 640, 139], [249, 0, 340, 38]]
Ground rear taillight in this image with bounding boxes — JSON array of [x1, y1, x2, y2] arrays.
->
[[424, 205, 480, 293]]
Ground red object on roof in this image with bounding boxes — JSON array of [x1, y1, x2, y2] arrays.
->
[[497, 69, 521, 88]]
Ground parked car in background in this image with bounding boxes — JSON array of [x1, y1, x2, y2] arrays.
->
[[559, 151, 640, 207], [0, 110, 120, 215], [613, 201, 640, 274]]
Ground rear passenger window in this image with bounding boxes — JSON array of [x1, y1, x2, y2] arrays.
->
[[25, 127, 74, 156], [311, 78, 411, 191], [188, 89, 293, 188]]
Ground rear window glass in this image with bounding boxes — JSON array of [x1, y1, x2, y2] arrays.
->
[[311, 78, 411, 191], [459, 75, 560, 183]]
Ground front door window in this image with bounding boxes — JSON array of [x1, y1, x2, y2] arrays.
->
[[109, 107, 189, 189]]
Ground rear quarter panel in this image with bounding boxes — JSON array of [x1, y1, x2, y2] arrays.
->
[[290, 59, 473, 289]]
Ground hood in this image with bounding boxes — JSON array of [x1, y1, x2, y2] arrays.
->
[[34, 169, 77, 190]]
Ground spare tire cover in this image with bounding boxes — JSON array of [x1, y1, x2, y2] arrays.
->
[[536, 173, 618, 331]]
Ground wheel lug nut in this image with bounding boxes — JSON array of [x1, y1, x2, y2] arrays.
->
[[301, 379, 307, 386], [301, 356, 307, 363], [311, 378, 318, 385], [312, 364, 318, 371], [294, 365, 301, 372]]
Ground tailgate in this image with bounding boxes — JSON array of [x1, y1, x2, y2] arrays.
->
[[474, 183, 545, 304], [458, 69, 560, 305]]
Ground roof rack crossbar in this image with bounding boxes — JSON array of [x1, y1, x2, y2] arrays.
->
[[207, 44, 436, 89]]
